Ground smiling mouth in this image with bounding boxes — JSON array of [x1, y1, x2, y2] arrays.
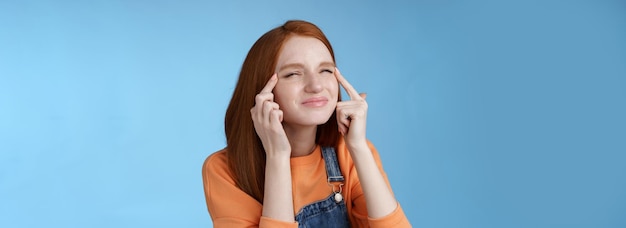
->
[[302, 97, 328, 107]]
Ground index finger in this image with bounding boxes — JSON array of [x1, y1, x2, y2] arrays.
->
[[334, 68, 361, 100], [260, 74, 278, 94]]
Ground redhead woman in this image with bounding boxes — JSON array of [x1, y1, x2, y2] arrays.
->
[[202, 20, 411, 227]]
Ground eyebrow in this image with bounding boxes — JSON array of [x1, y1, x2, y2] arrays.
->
[[278, 61, 336, 72], [319, 61, 336, 68]]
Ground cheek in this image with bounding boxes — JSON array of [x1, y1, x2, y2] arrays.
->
[[328, 80, 339, 99], [273, 84, 295, 106]]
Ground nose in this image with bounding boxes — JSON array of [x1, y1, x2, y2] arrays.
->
[[304, 73, 323, 93]]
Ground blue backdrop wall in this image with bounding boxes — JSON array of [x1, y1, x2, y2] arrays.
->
[[1, 0, 625, 227]]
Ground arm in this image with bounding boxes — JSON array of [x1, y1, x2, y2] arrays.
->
[[347, 141, 412, 227], [202, 74, 298, 228], [339, 141, 411, 228], [261, 156, 294, 222], [348, 143, 399, 217], [251, 74, 296, 224], [334, 68, 399, 218]]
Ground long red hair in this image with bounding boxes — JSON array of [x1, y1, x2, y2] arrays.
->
[[224, 20, 341, 203]]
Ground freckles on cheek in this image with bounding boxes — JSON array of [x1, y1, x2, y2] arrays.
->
[[272, 85, 291, 106], [271, 86, 282, 104], [326, 80, 339, 98]]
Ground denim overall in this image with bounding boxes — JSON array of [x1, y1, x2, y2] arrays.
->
[[294, 146, 351, 228]]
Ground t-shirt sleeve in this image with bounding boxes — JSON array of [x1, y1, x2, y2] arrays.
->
[[348, 140, 412, 227], [368, 203, 411, 227], [202, 151, 298, 228]]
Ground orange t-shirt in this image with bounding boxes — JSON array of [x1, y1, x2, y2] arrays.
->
[[202, 138, 411, 227]]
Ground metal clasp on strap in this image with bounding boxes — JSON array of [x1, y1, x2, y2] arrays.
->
[[328, 178, 344, 203], [327, 178, 344, 194]]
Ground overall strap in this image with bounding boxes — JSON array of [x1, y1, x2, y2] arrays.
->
[[321, 146, 344, 182]]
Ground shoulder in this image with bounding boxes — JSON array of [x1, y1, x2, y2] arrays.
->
[[202, 148, 236, 185], [203, 148, 227, 170], [202, 148, 263, 223], [204, 148, 227, 166]]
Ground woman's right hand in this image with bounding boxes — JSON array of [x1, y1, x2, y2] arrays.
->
[[250, 74, 291, 159]]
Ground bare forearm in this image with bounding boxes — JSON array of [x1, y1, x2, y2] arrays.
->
[[349, 143, 398, 218], [262, 156, 295, 222]]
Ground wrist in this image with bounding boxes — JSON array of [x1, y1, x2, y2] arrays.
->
[[347, 141, 369, 155], [265, 154, 291, 165], [264, 148, 292, 160]]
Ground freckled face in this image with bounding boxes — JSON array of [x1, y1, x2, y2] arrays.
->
[[273, 36, 339, 127]]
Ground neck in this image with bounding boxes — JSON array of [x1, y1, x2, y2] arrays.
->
[[283, 124, 317, 157]]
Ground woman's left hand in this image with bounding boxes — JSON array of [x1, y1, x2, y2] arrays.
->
[[335, 68, 368, 148], [336, 68, 401, 219]]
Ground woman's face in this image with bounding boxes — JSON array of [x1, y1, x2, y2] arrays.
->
[[273, 36, 339, 128]]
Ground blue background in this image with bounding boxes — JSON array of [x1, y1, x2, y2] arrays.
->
[[1, 0, 625, 227]]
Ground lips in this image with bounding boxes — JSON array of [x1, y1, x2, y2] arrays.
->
[[302, 97, 328, 107]]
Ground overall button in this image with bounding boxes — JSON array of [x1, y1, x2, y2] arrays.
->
[[334, 193, 343, 203]]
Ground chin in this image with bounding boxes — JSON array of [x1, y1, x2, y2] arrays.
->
[[303, 117, 332, 126], [287, 113, 334, 126]]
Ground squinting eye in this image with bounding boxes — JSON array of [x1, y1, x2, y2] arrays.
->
[[284, 72, 298, 78], [321, 69, 333, 74]]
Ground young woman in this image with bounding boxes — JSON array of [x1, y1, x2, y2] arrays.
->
[[202, 20, 411, 227]]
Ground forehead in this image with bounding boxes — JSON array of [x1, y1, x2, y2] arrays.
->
[[276, 36, 333, 66]]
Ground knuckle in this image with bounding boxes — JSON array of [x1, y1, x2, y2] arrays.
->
[[269, 110, 278, 116], [255, 95, 264, 104]]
